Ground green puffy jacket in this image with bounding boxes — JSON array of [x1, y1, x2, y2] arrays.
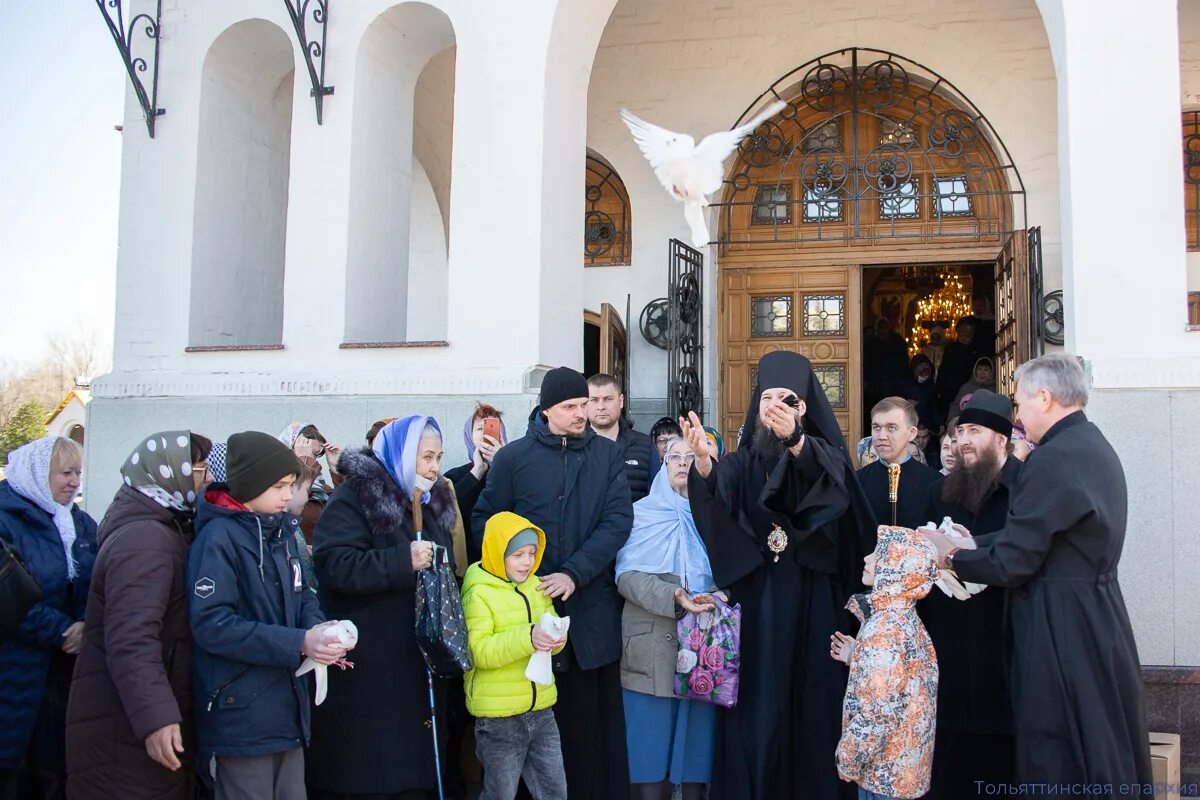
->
[[462, 511, 562, 718]]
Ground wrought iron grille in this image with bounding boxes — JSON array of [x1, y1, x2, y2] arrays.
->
[[1184, 111, 1200, 251], [668, 240, 704, 419], [714, 48, 1027, 246], [585, 154, 632, 266], [1028, 226, 1045, 354]]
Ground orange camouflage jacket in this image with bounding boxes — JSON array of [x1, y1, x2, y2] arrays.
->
[[836, 526, 940, 799]]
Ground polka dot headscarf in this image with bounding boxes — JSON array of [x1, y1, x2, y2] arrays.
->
[[121, 430, 199, 511]]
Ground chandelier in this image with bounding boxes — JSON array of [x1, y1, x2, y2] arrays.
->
[[908, 271, 973, 356]]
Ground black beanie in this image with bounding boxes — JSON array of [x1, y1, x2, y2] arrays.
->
[[226, 431, 303, 503], [956, 389, 1013, 438], [539, 367, 589, 411]]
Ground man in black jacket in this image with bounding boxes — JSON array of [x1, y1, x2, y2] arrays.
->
[[920, 390, 1020, 798], [472, 367, 633, 800], [586, 373, 653, 501]]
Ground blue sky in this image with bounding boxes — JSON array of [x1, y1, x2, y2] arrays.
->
[[1, 1, 124, 367]]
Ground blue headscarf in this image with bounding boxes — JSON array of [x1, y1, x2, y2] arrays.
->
[[373, 415, 442, 504], [615, 464, 713, 592], [463, 411, 508, 461]]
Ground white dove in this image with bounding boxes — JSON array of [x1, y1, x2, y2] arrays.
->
[[621, 100, 786, 248], [295, 619, 358, 706]]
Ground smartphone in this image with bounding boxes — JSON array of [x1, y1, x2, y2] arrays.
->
[[782, 395, 800, 409], [482, 417, 502, 444]]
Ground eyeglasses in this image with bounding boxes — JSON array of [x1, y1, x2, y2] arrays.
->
[[665, 453, 696, 465]]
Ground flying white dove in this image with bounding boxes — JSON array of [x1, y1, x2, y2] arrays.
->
[[621, 100, 786, 248], [296, 619, 358, 706]]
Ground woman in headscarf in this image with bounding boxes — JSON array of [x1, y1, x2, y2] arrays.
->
[[952, 357, 996, 412], [65, 431, 212, 800], [306, 417, 463, 799], [615, 436, 722, 800], [0, 436, 97, 799], [443, 404, 507, 564]]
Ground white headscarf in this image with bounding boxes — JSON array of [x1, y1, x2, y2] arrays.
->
[[6, 436, 79, 579]]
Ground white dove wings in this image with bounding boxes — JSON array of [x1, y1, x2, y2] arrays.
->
[[620, 100, 786, 247]]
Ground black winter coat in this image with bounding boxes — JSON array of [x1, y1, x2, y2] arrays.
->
[[472, 411, 633, 671], [306, 448, 458, 795], [953, 413, 1152, 788], [66, 485, 195, 799], [613, 417, 653, 502]]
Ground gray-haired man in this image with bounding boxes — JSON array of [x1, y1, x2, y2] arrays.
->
[[923, 353, 1151, 795]]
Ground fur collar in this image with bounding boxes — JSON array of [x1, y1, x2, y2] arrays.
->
[[336, 447, 457, 536]]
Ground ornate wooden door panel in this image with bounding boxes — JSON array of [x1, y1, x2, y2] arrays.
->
[[719, 265, 861, 451], [993, 230, 1031, 397]]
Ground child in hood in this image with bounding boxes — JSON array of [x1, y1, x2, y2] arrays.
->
[[462, 511, 567, 800], [829, 526, 940, 800]]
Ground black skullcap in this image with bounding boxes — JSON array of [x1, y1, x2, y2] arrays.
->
[[956, 389, 1013, 438]]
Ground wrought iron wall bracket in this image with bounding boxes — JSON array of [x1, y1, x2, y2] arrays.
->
[[284, 0, 334, 124], [95, 0, 165, 138]]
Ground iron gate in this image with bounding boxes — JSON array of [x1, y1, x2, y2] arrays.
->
[[668, 239, 704, 420]]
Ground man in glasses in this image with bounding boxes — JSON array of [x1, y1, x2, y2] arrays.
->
[[679, 350, 876, 800]]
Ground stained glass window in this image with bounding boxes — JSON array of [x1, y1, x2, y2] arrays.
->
[[880, 178, 920, 219], [814, 365, 847, 409], [803, 189, 843, 222], [751, 296, 792, 338], [934, 175, 973, 217], [879, 116, 917, 147], [803, 294, 845, 336], [752, 185, 792, 225], [802, 119, 841, 152]]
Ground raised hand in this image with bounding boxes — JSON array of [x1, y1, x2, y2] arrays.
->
[[678, 411, 713, 478]]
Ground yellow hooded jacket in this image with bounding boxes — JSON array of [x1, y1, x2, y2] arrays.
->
[[461, 511, 562, 718]]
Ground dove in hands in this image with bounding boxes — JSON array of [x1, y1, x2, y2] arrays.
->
[[620, 100, 786, 248], [297, 619, 358, 706]]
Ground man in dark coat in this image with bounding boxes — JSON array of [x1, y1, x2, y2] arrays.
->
[[473, 366, 634, 800], [683, 351, 876, 800], [857, 396, 940, 529], [894, 353, 941, 436], [925, 354, 1152, 796], [936, 316, 983, 422], [920, 390, 1020, 798], [586, 373, 653, 502]]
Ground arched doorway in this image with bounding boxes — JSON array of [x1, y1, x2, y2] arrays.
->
[[713, 47, 1034, 452]]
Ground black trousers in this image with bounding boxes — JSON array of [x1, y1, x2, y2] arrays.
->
[[925, 729, 1016, 799]]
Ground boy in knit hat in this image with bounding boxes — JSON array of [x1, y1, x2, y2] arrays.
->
[[187, 431, 351, 799], [462, 511, 568, 800]]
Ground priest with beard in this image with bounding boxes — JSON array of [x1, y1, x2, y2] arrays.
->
[[920, 390, 1021, 798], [680, 351, 876, 800], [857, 396, 941, 529]]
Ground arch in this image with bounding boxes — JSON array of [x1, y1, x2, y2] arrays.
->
[[343, 3, 455, 345], [584, 150, 632, 266], [716, 48, 1026, 251], [188, 19, 295, 348]]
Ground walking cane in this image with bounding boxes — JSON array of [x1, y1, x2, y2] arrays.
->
[[887, 462, 901, 527], [412, 488, 447, 800]]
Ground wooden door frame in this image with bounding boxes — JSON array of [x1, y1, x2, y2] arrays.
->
[[716, 241, 1005, 453]]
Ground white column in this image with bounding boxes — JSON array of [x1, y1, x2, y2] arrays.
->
[[1053, 0, 1200, 387]]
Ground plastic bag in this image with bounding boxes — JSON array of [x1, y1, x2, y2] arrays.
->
[[414, 544, 473, 677], [525, 613, 570, 686], [674, 595, 741, 708]]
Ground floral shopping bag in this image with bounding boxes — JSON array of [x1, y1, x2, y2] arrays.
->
[[674, 595, 741, 708]]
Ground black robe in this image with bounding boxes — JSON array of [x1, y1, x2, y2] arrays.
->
[[690, 435, 876, 800], [920, 456, 1022, 798], [856, 458, 940, 529], [952, 412, 1152, 794]]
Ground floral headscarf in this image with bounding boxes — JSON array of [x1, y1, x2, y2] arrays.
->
[[120, 431, 199, 512], [279, 423, 308, 449], [372, 416, 441, 505], [6, 436, 79, 578]]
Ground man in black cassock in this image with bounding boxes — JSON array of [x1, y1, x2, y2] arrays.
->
[[925, 354, 1151, 798], [682, 351, 875, 800], [920, 389, 1020, 798], [857, 396, 940, 529]]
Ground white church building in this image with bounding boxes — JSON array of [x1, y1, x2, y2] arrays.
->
[[90, 0, 1200, 774]]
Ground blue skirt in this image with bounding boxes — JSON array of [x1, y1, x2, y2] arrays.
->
[[622, 689, 717, 784]]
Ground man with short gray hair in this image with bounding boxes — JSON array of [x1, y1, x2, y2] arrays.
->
[[923, 353, 1152, 796]]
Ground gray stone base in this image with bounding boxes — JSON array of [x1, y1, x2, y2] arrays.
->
[[1144, 665, 1200, 786]]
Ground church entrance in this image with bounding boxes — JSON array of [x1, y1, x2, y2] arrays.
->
[[712, 48, 1035, 454]]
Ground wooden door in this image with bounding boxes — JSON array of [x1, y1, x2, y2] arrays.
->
[[993, 230, 1031, 398], [719, 265, 861, 452], [600, 303, 628, 390]]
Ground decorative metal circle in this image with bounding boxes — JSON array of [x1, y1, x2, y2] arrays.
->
[[639, 298, 672, 350], [928, 109, 978, 158], [731, 172, 753, 192], [799, 148, 850, 196], [739, 121, 788, 168], [585, 185, 603, 203], [584, 211, 617, 257], [1185, 134, 1200, 185], [862, 143, 913, 193], [679, 333, 698, 356], [1041, 290, 1065, 346], [800, 62, 851, 113], [780, 101, 799, 121], [858, 60, 909, 110], [676, 367, 701, 414], [912, 94, 934, 116], [677, 273, 701, 325]]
